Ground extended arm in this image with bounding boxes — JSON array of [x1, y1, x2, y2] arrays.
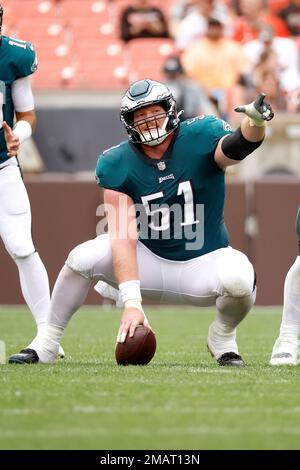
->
[[214, 93, 274, 169]]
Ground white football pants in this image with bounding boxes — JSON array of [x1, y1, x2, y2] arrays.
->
[[0, 158, 51, 329], [0, 159, 34, 257], [66, 233, 256, 306]]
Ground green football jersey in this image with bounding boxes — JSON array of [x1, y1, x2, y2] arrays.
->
[[96, 116, 233, 261], [0, 35, 37, 164]]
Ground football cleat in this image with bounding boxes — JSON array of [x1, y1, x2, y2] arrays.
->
[[94, 281, 123, 307], [58, 345, 65, 359], [270, 337, 299, 366], [8, 348, 39, 364], [207, 322, 243, 366], [207, 345, 245, 367], [216, 351, 245, 367]]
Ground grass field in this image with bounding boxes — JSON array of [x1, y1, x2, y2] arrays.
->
[[0, 305, 300, 450]]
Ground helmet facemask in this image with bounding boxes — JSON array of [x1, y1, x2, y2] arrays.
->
[[127, 101, 176, 146], [120, 79, 182, 146]]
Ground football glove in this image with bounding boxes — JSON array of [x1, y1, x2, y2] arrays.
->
[[234, 93, 274, 127]]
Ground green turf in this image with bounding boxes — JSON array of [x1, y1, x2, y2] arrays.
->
[[0, 305, 299, 450]]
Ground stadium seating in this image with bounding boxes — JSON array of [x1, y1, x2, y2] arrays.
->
[[1, 0, 176, 89], [125, 38, 176, 83]]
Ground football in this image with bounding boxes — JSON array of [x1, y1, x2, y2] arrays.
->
[[115, 325, 156, 365]]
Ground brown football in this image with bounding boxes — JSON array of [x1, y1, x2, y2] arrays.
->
[[115, 325, 156, 365]]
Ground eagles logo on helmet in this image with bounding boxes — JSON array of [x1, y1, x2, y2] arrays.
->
[[120, 79, 183, 147]]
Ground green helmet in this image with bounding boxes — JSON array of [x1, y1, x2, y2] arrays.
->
[[120, 79, 181, 146]]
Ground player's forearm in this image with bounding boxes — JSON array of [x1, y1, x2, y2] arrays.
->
[[111, 238, 143, 313], [16, 110, 36, 133], [240, 116, 265, 142], [111, 238, 139, 285]]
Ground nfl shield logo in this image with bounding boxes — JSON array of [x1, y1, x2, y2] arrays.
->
[[157, 161, 166, 171]]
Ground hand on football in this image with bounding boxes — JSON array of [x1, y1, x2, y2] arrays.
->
[[234, 93, 274, 126], [3, 121, 20, 157], [117, 307, 150, 343]]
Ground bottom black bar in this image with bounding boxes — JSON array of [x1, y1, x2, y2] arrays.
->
[[0, 450, 300, 466]]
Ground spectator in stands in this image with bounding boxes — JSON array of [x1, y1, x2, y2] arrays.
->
[[243, 25, 300, 94], [175, 0, 229, 51], [232, 0, 290, 43], [169, 0, 199, 37], [229, 46, 298, 123], [182, 18, 249, 118], [278, 0, 300, 36], [120, 0, 169, 43], [254, 67, 289, 113], [162, 55, 216, 118]]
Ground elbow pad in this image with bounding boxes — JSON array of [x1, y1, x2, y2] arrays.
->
[[221, 127, 264, 160]]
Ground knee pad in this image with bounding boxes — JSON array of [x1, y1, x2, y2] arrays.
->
[[66, 243, 94, 279], [5, 233, 35, 259], [218, 251, 254, 297], [66, 235, 110, 279]]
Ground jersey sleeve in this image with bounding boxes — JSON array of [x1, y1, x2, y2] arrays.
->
[[185, 115, 233, 154], [16, 41, 38, 78], [95, 147, 129, 194], [205, 115, 233, 149]]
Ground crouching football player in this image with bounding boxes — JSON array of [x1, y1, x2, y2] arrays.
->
[[9, 79, 274, 366]]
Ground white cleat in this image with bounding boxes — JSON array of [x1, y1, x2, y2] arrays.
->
[[270, 337, 299, 366], [58, 345, 65, 359], [94, 281, 123, 307]]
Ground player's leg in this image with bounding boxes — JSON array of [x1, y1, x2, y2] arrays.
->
[[208, 247, 255, 366], [9, 234, 115, 363], [137, 244, 254, 366], [270, 207, 300, 365], [0, 165, 66, 357]]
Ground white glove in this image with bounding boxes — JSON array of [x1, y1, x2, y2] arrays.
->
[[235, 93, 274, 127]]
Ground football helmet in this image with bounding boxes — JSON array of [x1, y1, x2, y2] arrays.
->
[[0, 5, 3, 37], [120, 79, 181, 146]]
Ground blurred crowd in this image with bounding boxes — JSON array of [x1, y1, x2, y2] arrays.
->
[[118, 0, 300, 121]]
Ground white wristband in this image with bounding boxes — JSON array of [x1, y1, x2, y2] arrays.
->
[[13, 120, 32, 143], [119, 280, 142, 303]]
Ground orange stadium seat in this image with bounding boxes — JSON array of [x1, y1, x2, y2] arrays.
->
[[69, 16, 115, 42], [125, 38, 177, 83], [59, 0, 109, 18], [76, 38, 127, 89], [13, 17, 69, 43], [8, 0, 57, 18]]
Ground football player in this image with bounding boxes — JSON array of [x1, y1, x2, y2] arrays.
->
[[0, 5, 64, 359], [9, 79, 273, 366], [270, 206, 300, 366]]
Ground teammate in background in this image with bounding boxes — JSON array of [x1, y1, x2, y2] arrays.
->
[[270, 206, 300, 366], [0, 5, 64, 359], [9, 79, 273, 366]]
